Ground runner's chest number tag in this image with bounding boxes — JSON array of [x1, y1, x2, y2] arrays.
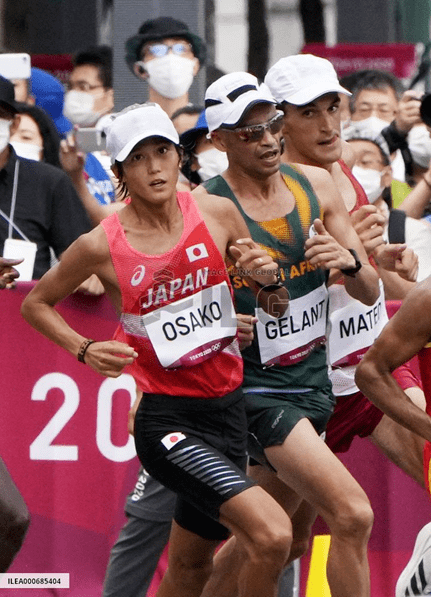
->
[[142, 281, 237, 368], [255, 283, 328, 366]]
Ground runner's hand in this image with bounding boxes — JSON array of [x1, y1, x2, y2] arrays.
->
[[237, 314, 257, 350], [374, 244, 418, 281], [83, 340, 138, 377], [229, 238, 279, 286], [304, 219, 360, 270], [350, 205, 385, 256]]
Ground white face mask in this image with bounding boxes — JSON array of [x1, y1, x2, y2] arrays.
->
[[0, 118, 12, 152], [408, 124, 431, 169], [342, 116, 389, 141], [64, 90, 101, 126], [352, 165, 385, 203], [11, 141, 42, 161], [197, 147, 229, 182], [140, 54, 196, 99]]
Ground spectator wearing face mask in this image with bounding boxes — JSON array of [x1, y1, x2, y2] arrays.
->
[[179, 110, 228, 187], [0, 76, 92, 281], [30, 67, 73, 138], [61, 46, 116, 206], [125, 16, 206, 117], [346, 134, 431, 283], [10, 103, 61, 168], [344, 70, 423, 200]]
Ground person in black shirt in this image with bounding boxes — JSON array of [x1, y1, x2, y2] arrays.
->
[[0, 75, 92, 279]]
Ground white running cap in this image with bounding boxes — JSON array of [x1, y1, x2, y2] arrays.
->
[[265, 54, 351, 106], [205, 72, 277, 133], [106, 103, 179, 163]]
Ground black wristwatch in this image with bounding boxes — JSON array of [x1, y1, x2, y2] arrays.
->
[[254, 268, 284, 291], [340, 249, 362, 277]]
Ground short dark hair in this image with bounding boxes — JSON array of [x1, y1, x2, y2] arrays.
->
[[348, 70, 405, 114], [171, 104, 204, 122], [73, 45, 113, 89]]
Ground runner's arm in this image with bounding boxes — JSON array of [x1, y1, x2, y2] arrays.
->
[[301, 165, 379, 305], [355, 281, 431, 441], [21, 230, 137, 377]]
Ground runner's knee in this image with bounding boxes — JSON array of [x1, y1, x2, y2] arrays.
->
[[247, 522, 292, 569], [168, 547, 215, 588], [330, 498, 373, 542]]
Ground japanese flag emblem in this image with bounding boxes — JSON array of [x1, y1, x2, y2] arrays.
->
[[161, 432, 186, 450], [186, 243, 209, 263]]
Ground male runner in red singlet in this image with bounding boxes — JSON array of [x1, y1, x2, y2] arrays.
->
[[252, 52, 425, 587], [20, 103, 293, 597], [355, 277, 431, 597], [264, 53, 423, 476]]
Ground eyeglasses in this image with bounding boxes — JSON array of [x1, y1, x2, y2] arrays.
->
[[143, 42, 193, 59], [221, 111, 284, 143], [67, 82, 104, 93]]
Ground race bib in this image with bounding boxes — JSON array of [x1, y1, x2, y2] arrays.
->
[[255, 283, 328, 366], [328, 280, 388, 367], [142, 281, 237, 368]]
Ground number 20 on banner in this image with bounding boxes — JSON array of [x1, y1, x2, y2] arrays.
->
[[29, 372, 137, 462]]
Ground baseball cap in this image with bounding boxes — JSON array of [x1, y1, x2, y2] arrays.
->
[[125, 16, 206, 75], [179, 110, 208, 149], [265, 54, 351, 106], [205, 72, 276, 133], [105, 103, 180, 163], [0, 75, 18, 114], [31, 68, 72, 136]]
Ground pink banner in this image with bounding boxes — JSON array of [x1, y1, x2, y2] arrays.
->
[[1, 285, 430, 595], [302, 43, 417, 79]]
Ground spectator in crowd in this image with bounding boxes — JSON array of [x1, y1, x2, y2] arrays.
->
[[62, 46, 116, 205], [30, 67, 73, 137], [125, 16, 206, 117], [343, 69, 422, 192], [0, 75, 92, 279], [180, 109, 228, 186], [10, 102, 61, 168], [170, 103, 203, 134], [344, 132, 431, 284]]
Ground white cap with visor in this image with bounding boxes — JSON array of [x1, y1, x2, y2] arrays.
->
[[205, 72, 277, 133], [105, 103, 179, 163], [265, 54, 351, 106]]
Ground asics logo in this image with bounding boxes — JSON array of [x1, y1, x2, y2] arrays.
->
[[131, 265, 146, 287]]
